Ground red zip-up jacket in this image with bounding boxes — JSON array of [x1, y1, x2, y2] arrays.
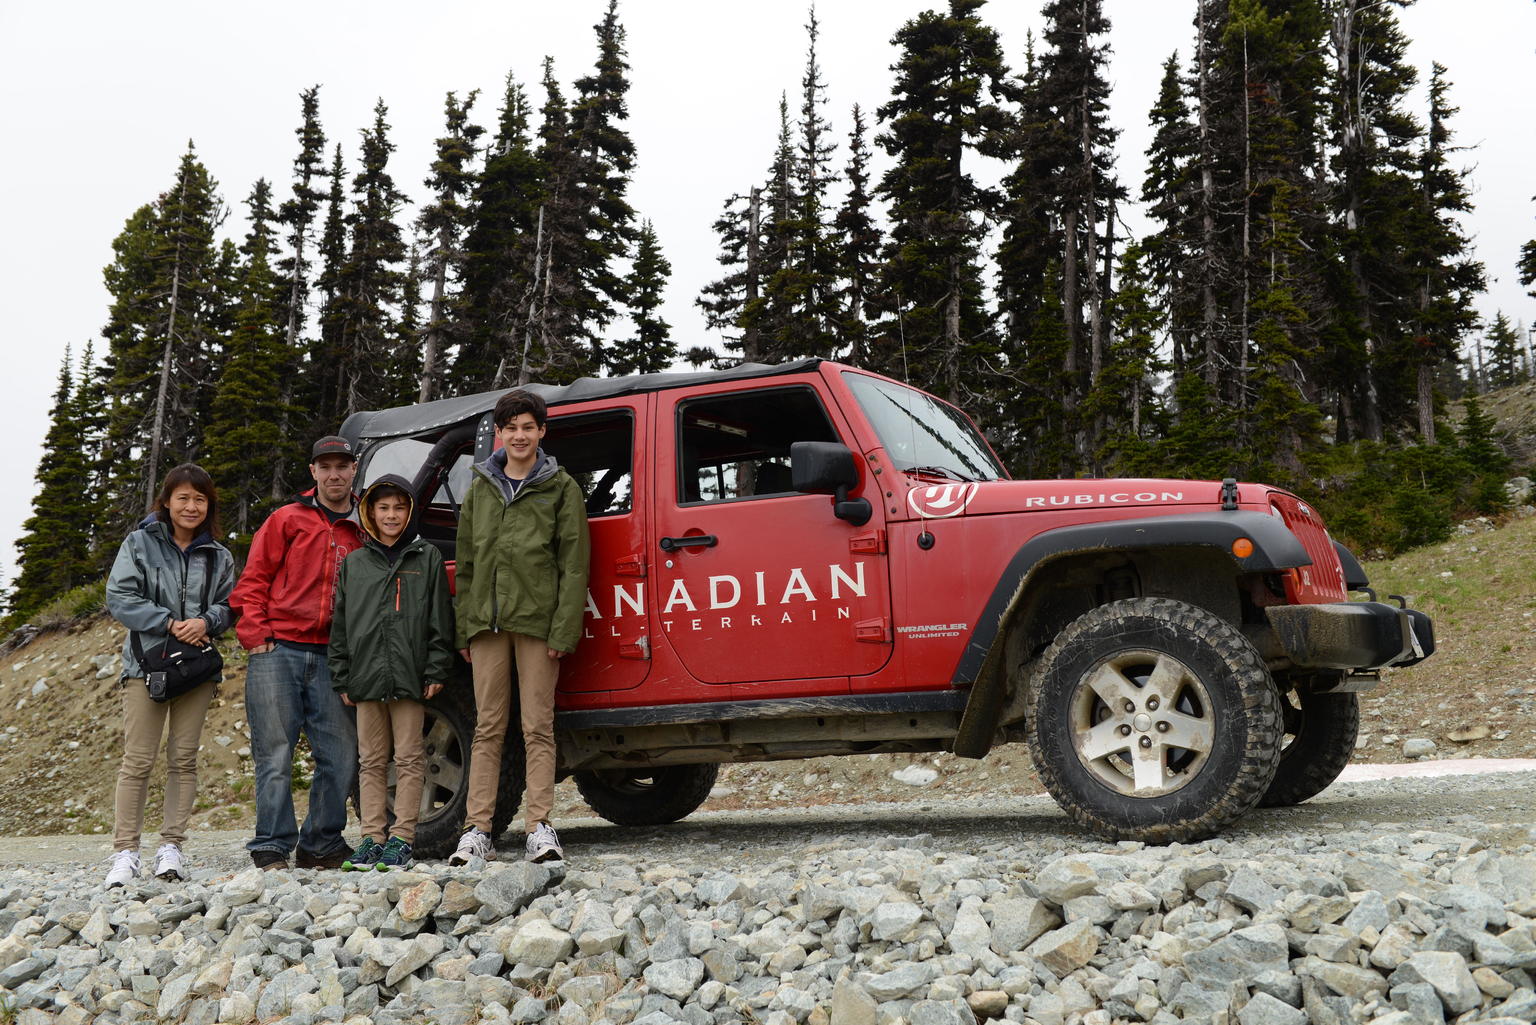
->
[[232, 489, 365, 650]]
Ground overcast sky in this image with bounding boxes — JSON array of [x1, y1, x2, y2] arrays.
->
[[1, 0, 1532, 589]]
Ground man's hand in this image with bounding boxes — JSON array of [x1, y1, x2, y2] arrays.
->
[[249, 642, 276, 655], [547, 648, 566, 661], [340, 694, 355, 707], [425, 682, 444, 700], [459, 647, 472, 662], [170, 618, 209, 645]]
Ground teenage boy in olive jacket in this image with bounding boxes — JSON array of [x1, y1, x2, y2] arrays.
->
[[329, 475, 455, 871], [451, 389, 589, 865]]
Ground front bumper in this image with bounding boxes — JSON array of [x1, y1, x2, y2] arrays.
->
[[1264, 601, 1435, 671]]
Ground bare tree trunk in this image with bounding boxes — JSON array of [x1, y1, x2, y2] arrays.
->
[[744, 188, 762, 362], [419, 223, 452, 403], [1416, 362, 1435, 443], [1239, 33, 1251, 414], [506, 204, 546, 389], [1197, 2, 1220, 391], [147, 174, 189, 512]]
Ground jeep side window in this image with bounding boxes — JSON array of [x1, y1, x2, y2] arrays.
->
[[676, 387, 838, 504], [543, 411, 634, 518], [360, 438, 433, 489]]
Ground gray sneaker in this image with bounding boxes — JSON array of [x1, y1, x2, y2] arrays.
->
[[448, 828, 494, 866], [526, 821, 563, 863]]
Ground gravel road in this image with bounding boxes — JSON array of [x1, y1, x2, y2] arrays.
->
[[8, 768, 1534, 874]]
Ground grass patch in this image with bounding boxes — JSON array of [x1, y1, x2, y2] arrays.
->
[[27, 578, 108, 631]]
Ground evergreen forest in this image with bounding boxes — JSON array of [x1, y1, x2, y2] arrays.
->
[[10, 0, 1536, 624]]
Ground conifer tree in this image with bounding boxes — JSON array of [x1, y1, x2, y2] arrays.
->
[[526, 57, 601, 383], [741, 97, 801, 362], [271, 85, 328, 502], [306, 145, 349, 430], [1325, 0, 1420, 443], [417, 91, 484, 402], [571, 0, 639, 369], [832, 105, 883, 366], [323, 100, 409, 421], [458, 73, 546, 391], [755, 7, 841, 359], [1035, 0, 1125, 462], [697, 191, 759, 360], [1139, 53, 1200, 373], [1521, 216, 1536, 299], [873, 0, 1012, 410], [1086, 244, 1165, 473], [1404, 63, 1484, 441], [609, 220, 674, 375], [11, 347, 98, 618], [204, 180, 288, 537], [394, 245, 425, 406], [99, 144, 229, 534], [1485, 312, 1525, 389]]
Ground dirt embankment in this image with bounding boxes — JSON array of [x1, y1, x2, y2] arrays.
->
[[1, 514, 1533, 838]]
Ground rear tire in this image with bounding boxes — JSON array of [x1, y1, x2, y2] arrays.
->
[[1259, 686, 1358, 807], [574, 764, 719, 826], [1027, 597, 1283, 843]]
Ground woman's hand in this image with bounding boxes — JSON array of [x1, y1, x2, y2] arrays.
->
[[170, 618, 209, 644]]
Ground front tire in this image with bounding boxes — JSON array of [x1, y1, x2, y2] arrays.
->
[[1259, 686, 1358, 807], [1027, 598, 1283, 843], [574, 764, 719, 826]]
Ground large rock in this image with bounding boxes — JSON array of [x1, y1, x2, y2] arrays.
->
[[1390, 951, 1481, 1015], [504, 919, 573, 969], [643, 957, 704, 1002], [830, 978, 878, 1025], [989, 898, 1060, 955], [1034, 858, 1102, 905], [1183, 924, 1289, 986], [1025, 920, 1100, 979], [476, 863, 554, 920]]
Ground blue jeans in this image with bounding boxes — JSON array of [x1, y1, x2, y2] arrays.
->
[[245, 643, 356, 857]]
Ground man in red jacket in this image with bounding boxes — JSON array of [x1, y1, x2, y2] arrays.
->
[[231, 437, 365, 870]]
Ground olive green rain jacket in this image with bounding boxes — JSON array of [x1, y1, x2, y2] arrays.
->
[[453, 448, 590, 652]]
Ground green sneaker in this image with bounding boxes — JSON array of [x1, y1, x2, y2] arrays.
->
[[341, 837, 383, 871], [375, 836, 414, 872]]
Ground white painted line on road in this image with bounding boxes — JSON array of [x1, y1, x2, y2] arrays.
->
[[1339, 758, 1536, 782]]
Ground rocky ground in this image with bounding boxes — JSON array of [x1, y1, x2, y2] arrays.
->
[[3, 770, 1536, 1025]]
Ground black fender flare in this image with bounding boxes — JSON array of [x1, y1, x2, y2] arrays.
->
[[950, 511, 1311, 757]]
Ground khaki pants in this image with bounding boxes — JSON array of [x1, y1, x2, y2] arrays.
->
[[355, 699, 426, 845], [466, 631, 558, 833], [114, 677, 218, 852]]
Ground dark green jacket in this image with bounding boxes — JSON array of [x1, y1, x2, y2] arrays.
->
[[454, 448, 590, 652], [330, 477, 456, 703]]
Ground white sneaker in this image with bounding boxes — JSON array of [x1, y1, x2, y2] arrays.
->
[[525, 821, 563, 863], [153, 843, 186, 881], [104, 849, 140, 888], [448, 828, 494, 866]]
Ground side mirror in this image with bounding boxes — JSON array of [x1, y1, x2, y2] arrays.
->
[[790, 441, 871, 526]]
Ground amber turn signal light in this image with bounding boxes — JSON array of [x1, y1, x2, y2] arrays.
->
[[1232, 537, 1254, 558]]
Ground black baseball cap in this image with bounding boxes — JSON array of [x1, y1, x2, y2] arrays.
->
[[310, 436, 357, 462]]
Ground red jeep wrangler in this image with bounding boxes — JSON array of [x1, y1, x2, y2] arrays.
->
[[339, 358, 1432, 854]]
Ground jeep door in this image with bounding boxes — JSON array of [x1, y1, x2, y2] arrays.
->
[[541, 401, 651, 695], [651, 380, 893, 693]]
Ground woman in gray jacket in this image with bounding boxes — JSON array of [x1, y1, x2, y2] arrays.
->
[[103, 464, 235, 888]]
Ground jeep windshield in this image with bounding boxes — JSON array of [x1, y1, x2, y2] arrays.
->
[[843, 371, 1006, 482]]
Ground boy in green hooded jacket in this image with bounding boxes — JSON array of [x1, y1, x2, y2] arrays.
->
[[329, 474, 455, 870]]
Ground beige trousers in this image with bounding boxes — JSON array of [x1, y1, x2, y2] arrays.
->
[[466, 631, 558, 833], [114, 677, 217, 851], [355, 699, 426, 845]]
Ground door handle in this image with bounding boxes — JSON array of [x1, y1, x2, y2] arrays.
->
[[659, 534, 718, 552]]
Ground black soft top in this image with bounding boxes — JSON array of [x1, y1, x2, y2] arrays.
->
[[338, 358, 823, 445]]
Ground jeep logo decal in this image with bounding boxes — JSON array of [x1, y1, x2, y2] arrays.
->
[[907, 483, 979, 519]]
